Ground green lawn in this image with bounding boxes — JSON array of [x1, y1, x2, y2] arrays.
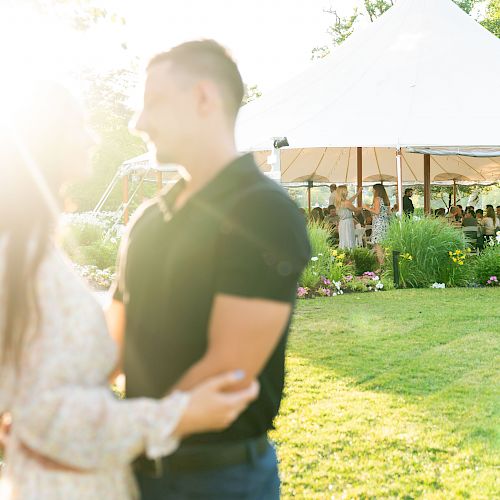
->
[[272, 289, 499, 499]]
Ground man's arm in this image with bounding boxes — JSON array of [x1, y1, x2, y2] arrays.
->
[[174, 294, 291, 391]]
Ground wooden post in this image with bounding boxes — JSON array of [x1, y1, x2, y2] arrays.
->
[[123, 175, 129, 224], [453, 181, 457, 206], [357, 147, 363, 207], [424, 153, 431, 214], [307, 181, 313, 213], [156, 171, 163, 193]]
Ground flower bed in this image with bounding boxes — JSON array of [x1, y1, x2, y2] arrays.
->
[[297, 220, 500, 299]]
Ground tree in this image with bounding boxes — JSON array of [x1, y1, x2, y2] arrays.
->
[[481, 0, 500, 37], [242, 84, 262, 105], [66, 69, 146, 211], [27, 0, 144, 210], [31, 0, 125, 31], [363, 0, 394, 22]]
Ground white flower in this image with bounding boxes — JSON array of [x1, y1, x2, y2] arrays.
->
[[311, 256, 319, 262], [431, 282, 445, 289], [318, 253, 323, 256], [373, 276, 380, 281], [376, 283, 384, 290], [332, 292, 337, 296]]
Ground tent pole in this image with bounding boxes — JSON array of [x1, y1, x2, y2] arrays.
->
[[453, 181, 457, 206], [396, 148, 403, 216], [357, 147, 363, 207], [424, 154, 431, 214], [123, 175, 129, 224], [307, 181, 312, 213]]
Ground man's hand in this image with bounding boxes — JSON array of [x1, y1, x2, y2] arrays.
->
[[173, 294, 292, 391]]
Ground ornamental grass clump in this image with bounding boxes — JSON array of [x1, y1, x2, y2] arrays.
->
[[299, 222, 332, 290], [383, 215, 473, 288]]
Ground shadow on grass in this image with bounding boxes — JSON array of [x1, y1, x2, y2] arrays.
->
[[288, 288, 500, 447]]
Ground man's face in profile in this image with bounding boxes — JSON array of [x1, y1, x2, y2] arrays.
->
[[134, 62, 199, 165]]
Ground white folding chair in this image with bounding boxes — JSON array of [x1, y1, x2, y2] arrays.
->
[[355, 227, 365, 247], [462, 226, 479, 254]]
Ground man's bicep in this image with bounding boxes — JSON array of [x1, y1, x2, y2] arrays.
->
[[206, 294, 292, 384]]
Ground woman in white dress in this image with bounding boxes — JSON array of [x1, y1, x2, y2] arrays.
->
[[335, 186, 362, 249], [0, 83, 258, 500]]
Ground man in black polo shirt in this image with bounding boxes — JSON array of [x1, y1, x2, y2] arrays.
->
[[108, 40, 310, 499]]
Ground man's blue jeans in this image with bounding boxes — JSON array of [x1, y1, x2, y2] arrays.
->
[[136, 441, 280, 500]]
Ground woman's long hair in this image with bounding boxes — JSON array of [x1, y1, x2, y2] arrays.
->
[[486, 206, 496, 225], [373, 184, 390, 207], [334, 185, 348, 208], [0, 83, 74, 367]]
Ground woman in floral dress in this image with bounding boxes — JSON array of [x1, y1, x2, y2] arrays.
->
[[364, 184, 390, 269], [0, 83, 258, 500]]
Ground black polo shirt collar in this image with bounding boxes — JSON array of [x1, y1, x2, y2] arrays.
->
[[159, 153, 257, 221]]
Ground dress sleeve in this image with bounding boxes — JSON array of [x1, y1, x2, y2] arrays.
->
[[13, 385, 190, 470]]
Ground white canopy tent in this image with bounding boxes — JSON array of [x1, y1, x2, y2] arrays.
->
[[236, 0, 500, 210]]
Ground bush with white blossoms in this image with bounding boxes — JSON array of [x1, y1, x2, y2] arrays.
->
[[73, 264, 116, 290], [60, 211, 123, 289]]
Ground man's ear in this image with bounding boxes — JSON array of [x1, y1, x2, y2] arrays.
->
[[195, 79, 220, 117]]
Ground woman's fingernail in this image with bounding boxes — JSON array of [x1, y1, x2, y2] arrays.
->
[[234, 370, 245, 380]]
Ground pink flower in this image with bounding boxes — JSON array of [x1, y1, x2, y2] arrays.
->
[[297, 287, 309, 298]]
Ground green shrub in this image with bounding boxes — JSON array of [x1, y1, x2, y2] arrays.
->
[[71, 239, 119, 271], [62, 221, 103, 248], [474, 243, 500, 285], [383, 216, 473, 288], [346, 247, 378, 275], [344, 278, 368, 293]]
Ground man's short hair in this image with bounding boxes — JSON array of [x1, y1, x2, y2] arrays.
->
[[404, 188, 413, 195], [328, 205, 336, 211], [148, 40, 244, 120], [329, 184, 337, 191]]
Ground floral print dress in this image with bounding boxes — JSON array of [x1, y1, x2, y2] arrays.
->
[[0, 238, 190, 500], [371, 198, 389, 244]]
